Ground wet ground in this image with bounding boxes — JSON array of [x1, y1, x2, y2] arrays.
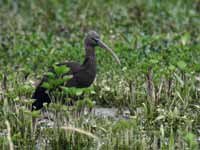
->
[[92, 107, 131, 118]]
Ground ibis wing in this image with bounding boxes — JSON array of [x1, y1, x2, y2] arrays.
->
[[56, 61, 81, 74], [32, 61, 81, 110], [37, 61, 81, 86]]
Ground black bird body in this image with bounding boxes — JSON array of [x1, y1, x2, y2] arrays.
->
[[32, 31, 120, 110], [57, 57, 96, 88]]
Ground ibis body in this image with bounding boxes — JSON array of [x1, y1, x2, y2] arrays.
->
[[32, 31, 120, 110]]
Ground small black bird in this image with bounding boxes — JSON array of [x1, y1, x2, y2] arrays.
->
[[32, 31, 120, 110]]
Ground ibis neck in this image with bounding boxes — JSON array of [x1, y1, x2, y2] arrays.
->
[[82, 45, 96, 68], [85, 45, 96, 58]]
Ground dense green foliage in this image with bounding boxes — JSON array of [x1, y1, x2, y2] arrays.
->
[[0, 0, 200, 149]]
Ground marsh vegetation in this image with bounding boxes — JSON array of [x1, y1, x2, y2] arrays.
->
[[0, 0, 200, 149]]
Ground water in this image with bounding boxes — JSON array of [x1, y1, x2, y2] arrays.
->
[[92, 107, 130, 119]]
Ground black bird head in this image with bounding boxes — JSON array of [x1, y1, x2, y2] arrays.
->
[[84, 31, 121, 65]]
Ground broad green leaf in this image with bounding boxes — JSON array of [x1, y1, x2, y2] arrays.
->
[[54, 79, 65, 86], [75, 89, 83, 96], [183, 132, 198, 150], [177, 61, 187, 70], [54, 65, 70, 75], [42, 82, 51, 89], [168, 65, 176, 71], [181, 32, 190, 45], [150, 59, 159, 64], [63, 75, 73, 81], [46, 72, 55, 78]]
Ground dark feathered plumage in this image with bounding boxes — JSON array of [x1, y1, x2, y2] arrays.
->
[[32, 31, 120, 110]]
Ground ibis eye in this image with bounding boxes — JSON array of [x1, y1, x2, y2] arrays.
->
[[92, 38, 99, 43]]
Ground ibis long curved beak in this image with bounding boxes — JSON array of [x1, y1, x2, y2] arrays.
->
[[97, 40, 121, 65]]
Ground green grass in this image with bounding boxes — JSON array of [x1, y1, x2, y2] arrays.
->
[[0, 0, 200, 149]]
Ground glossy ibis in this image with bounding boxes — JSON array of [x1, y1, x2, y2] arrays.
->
[[32, 31, 120, 110]]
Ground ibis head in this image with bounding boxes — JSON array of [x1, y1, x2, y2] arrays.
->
[[84, 31, 121, 65]]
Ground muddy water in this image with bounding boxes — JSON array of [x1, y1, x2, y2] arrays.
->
[[92, 107, 118, 117], [92, 107, 130, 119]]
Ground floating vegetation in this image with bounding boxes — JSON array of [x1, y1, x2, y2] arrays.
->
[[0, 0, 200, 149]]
